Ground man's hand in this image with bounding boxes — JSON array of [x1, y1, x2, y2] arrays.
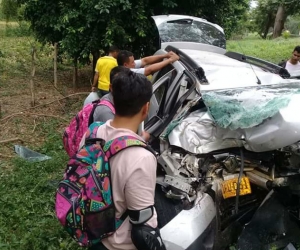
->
[[167, 51, 177, 58], [169, 53, 179, 63], [144, 52, 180, 76], [141, 131, 151, 142], [92, 72, 99, 92]]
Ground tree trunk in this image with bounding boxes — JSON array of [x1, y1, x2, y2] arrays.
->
[[73, 58, 78, 89], [262, 20, 270, 39], [30, 47, 36, 107], [262, 12, 273, 39], [273, 5, 286, 38], [53, 42, 58, 87]]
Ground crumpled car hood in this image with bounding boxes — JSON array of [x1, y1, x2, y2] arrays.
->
[[168, 83, 300, 153], [180, 49, 297, 91], [201, 83, 300, 130]]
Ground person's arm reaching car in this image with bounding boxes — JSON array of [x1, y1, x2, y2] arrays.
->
[[143, 53, 179, 76], [140, 51, 176, 67], [140, 54, 168, 68]]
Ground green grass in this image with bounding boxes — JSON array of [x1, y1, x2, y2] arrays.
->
[[227, 36, 300, 64], [0, 22, 74, 87], [0, 21, 32, 37], [0, 34, 53, 85], [0, 120, 81, 250], [0, 23, 87, 249]]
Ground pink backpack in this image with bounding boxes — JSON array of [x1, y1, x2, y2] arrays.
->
[[56, 122, 152, 247], [63, 99, 115, 157]]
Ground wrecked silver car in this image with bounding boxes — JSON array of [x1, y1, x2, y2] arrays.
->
[[147, 15, 300, 250]]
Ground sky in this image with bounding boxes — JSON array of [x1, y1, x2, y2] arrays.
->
[[250, 0, 258, 8]]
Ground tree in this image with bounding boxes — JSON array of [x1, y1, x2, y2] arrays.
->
[[230, 9, 257, 39], [22, 0, 62, 45], [0, 0, 19, 22], [272, 0, 300, 38], [252, 0, 277, 38], [273, 3, 286, 38], [253, 0, 300, 39], [146, 0, 250, 39], [21, 0, 250, 86]]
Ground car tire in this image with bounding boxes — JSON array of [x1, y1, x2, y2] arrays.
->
[[154, 185, 183, 228]]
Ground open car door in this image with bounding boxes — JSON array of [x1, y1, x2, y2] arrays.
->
[[145, 66, 199, 140]]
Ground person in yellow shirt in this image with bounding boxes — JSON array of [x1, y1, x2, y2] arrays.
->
[[92, 46, 119, 96]]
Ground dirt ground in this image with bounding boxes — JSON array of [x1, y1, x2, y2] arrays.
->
[[0, 66, 92, 161]]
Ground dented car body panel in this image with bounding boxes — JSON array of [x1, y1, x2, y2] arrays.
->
[[149, 15, 300, 249], [169, 84, 300, 153]]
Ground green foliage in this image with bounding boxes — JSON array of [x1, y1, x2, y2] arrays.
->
[[252, 0, 277, 38], [22, 0, 63, 44], [285, 14, 300, 34], [0, 22, 79, 92], [0, 0, 19, 21], [0, 23, 55, 81], [230, 9, 257, 39], [2, 21, 31, 37], [209, 0, 251, 39], [252, 0, 300, 38], [0, 119, 81, 250], [20, 0, 250, 63], [0, 24, 33, 79], [282, 29, 291, 39]]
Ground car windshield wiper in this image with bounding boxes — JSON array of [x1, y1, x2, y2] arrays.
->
[[167, 18, 194, 25]]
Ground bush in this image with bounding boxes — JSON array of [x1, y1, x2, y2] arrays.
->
[[285, 15, 300, 35], [282, 30, 291, 39]]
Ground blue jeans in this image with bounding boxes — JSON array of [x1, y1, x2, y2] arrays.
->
[[97, 89, 109, 97]]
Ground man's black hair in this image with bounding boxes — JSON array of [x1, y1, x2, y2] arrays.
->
[[293, 46, 300, 54], [110, 66, 131, 82], [108, 45, 119, 53], [117, 50, 134, 66], [112, 71, 152, 117]]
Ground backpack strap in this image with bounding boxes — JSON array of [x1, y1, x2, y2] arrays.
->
[[103, 135, 156, 159], [103, 135, 156, 225], [99, 100, 116, 114], [88, 99, 115, 126], [88, 100, 101, 126], [85, 122, 105, 140]]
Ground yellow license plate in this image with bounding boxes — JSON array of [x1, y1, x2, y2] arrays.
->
[[222, 177, 252, 199]]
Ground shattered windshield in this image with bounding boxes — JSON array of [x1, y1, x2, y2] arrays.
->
[[202, 83, 300, 130], [157, 19, 226, 49]]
